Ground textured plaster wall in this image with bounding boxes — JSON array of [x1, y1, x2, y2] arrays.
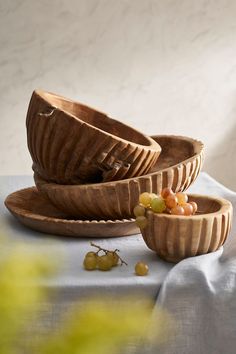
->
[[0, 0, 236, 190]]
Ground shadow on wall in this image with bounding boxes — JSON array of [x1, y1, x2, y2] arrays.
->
[[205, 122, 236, 192]]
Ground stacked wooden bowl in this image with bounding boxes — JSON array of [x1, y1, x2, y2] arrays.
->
[[25, 90, 205, 223], [34, 135, 204, 220], [9, 88, 233, 263], [27, 90, 161, 184]]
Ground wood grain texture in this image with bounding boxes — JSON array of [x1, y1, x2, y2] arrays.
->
[[140, 194, 233, 263], [26, 90, 161, 184], [4, 187, 139, 238], [34, 135, 204, 220]]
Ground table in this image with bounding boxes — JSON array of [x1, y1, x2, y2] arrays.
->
[[1, 173, 236, 353]]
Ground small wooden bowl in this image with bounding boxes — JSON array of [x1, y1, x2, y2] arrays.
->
[[140, 195, 233, 263], [26, 90, 161, 184], [34, 135, 204, 220]]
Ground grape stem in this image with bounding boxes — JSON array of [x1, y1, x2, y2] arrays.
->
[[90, 242, 128, 266]]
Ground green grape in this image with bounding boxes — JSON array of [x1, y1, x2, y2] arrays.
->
[[106, 251, 119, 266], [135, 216, 148, 229], [133, 204, 146, 217], [97, 255, 113, 271], [135, 262, 149, 276], [150, 193, 158, 200], [150, 197, 166, 213], [83, 256, 97, 270], [139, 192, 152, 207], [85, 251, 97, 259]]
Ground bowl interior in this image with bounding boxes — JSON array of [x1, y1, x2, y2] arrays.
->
[[148, 195, 223, 217], [7, 187, 69, 219], [38, 91, 152, 146], [188, 196, 222, 214], [150, 135, 199, 172]]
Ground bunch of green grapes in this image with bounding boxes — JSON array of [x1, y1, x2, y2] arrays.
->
[[134, 188, 198, 229], [83, 243, 123, 271], [84, 243, 149, 276]]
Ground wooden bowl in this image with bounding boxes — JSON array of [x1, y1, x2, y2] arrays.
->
[[34, 135, 204, 220], [140, 194, 233, 263], [4, 187, 139, 238], [26, 90, 161, 184]]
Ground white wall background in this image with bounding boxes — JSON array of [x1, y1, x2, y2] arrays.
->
[[0, 0, 236, 190]]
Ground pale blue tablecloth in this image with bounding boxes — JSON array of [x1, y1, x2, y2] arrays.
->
[[1, 173, 236, 353]]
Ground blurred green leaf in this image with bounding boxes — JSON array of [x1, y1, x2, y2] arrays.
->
[[0, 235, 169, 354]]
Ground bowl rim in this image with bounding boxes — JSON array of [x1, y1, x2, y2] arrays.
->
[[4, 187, 135, 225], [34, 134, 204, 189], [146, 194, 232, 219], [33, 89, 160, 151]]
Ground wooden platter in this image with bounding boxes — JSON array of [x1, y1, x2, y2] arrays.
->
[[35, 135, 204, 220], [27, 90, 161, 184], [4, 188, 139, 238], [141, 194, 233, 263]]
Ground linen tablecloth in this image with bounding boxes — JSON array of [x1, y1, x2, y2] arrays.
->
[[1, 173, 235, 353], [153, 173, 236, 354]]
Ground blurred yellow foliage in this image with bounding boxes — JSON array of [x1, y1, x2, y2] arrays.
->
[[0, 237, 169, 354]]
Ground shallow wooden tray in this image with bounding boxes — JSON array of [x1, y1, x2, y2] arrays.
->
[[141, 194, 233, 263], [27, 90, 161, 184], [35, 135, 204, 220], [4, 188, 139, 238]]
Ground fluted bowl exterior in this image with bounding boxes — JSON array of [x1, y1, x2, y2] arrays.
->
[[140, 195, 233, 263], [27, 90, 161, 184], [34, 135, 204, 220]]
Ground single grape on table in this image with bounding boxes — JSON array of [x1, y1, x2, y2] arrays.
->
[[135, 262, 149, 276]]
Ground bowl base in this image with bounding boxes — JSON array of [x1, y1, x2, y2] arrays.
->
[[157, 253, 183, 263]]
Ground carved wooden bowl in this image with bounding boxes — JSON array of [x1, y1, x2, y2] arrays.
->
[[4, 187, 138, 238], [26, 90, 161, 184], [34, 135, 204, 220], [140, 195, 233, 263]]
